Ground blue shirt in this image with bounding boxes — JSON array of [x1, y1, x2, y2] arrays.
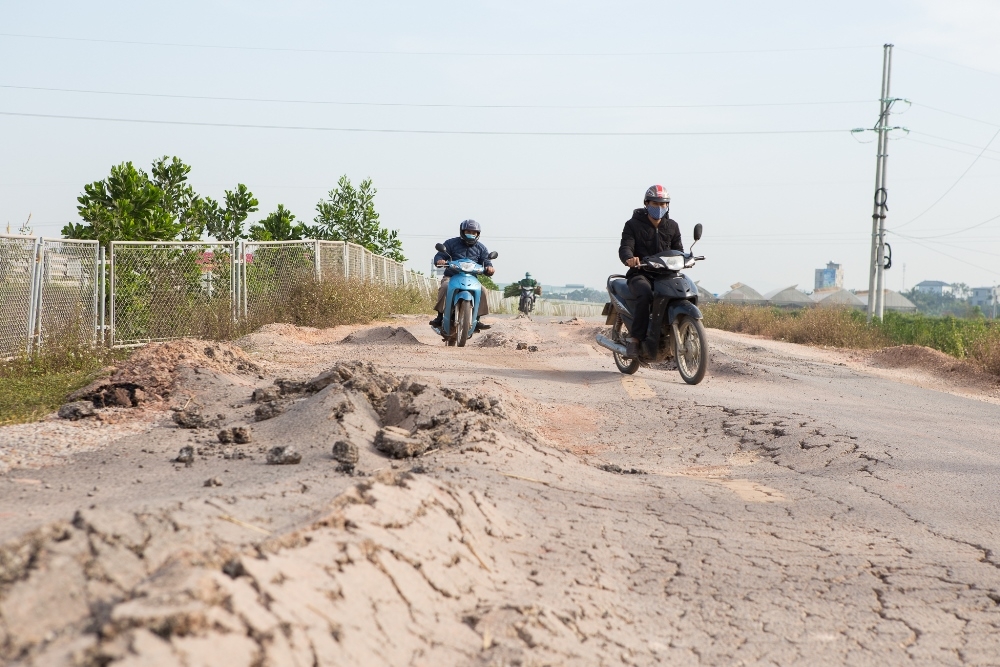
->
[[433, 237, 494, 277]]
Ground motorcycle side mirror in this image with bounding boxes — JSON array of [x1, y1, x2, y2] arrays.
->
[[435, 243, 447, 253], [488, 251, 499, 260], [693, 224, 703, 241]]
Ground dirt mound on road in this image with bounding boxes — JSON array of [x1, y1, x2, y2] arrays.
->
[[340, 326, 421, 345], [69, 340, 260, 408], [869, 345, 972, 373]]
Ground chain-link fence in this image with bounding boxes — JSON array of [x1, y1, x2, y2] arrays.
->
[[241, 240, 316, 322], [38, 239, 100, 347], [1, 235, 501, 353], [0, 235, 37, 357], [111, 241, 236, 346], [0, 236, 103, 356]]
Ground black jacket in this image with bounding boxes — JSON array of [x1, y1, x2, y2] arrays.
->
[[618, 208, 684, 277]]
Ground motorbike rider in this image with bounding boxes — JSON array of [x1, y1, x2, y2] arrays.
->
[[518, 272, 539, 291], [429, 219, 496, 331], [618, 184, 684, 358]]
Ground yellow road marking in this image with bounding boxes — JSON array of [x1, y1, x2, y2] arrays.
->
[[620, 376, 657, 399]]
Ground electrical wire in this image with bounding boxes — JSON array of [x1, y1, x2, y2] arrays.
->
[[891, 211, 1000, 240], [896, 47, 1000, 80], [891, 126, 1000, 231], [901, 137, 1000, 163], [908, 130, 1000, 156], [0, 32, 878, 57], [0, 110, 853, 136], [892, 232, 1000, 277], [0, 84, 873, 111], [910, 102, 1000, 128]]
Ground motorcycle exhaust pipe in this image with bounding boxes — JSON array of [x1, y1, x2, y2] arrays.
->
[[595, 333, 627, 356]]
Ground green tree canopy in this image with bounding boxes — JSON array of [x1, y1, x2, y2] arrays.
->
[[63, 156, 258, 245], [311, 176, 405, 262], [249, 204, 306, 241], [63, 161, 180, 246]]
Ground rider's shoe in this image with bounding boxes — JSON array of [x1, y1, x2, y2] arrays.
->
[[474, 319, 492, 331], [429, 313, 443, 327], [625, 338, 640, 358]]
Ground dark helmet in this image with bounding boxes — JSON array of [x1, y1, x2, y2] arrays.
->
[[459, 219, 481, 246], [644, 184, 671, 205]]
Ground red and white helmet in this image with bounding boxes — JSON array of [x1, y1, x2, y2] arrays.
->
[[644, 184, 670, 204]]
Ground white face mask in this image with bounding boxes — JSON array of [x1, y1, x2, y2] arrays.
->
[[646, 204, 668, 220]]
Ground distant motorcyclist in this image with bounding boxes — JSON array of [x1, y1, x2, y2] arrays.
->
[[618, 184, 684, 358], [429, 219, 495, 331], [519, 272, 539, 291], [517, 272, 540, 314]]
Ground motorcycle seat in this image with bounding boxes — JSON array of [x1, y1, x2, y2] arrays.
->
[[610, 278, 632, 301]]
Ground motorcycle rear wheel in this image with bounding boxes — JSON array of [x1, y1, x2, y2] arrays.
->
[[612, 318, 639, 375], [675, 315, 708, 385], [457, 300, 473, 347]]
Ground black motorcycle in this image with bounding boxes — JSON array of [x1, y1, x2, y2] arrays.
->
[[518, 285, 536, 314], [596, 223, 708, 384]]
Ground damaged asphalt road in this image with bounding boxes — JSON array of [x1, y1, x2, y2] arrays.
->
[[2, 317, 1000, 666]]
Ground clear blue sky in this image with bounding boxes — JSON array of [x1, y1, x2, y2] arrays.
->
[[2, 0, 1000, 294]]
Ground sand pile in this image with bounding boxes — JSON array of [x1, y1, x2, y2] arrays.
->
[[339, 326, 420, 345], [68, 340, 260, 409]]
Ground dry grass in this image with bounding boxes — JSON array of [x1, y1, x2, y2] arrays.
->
[[703, 303, 888, 349], [244, 277, 433, 331]]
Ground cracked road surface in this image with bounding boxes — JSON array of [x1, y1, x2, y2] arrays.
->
[[2, 316, 1000, 666]]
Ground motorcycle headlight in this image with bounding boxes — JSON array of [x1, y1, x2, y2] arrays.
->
[[458, 261, 477, 272], [664, 256, 685, 271]]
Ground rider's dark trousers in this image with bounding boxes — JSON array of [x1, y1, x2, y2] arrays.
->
[[627, 274, 654, 340], [435, 277, 490, 316]]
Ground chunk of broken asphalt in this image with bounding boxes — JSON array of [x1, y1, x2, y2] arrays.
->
[[528, 345, 539, 352], [217, 426, 252, 444], [332, 440, 358, 465], [173, 409, 207, 429], [251, 386, 280, 403], [375, 426, 428, 458], [254, 402, 284, 421], [231, 426, 251, 444], [58, 401, 95, 421], [175, 446, 194, 465], [266, 446, 302, 465]]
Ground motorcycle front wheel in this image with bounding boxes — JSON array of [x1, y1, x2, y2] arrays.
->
[[456, 300, 473, 347], [612, 317, 639, 375], [675, 315, 708, 385]]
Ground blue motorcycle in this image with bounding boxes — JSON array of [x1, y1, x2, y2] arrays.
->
[[433, 243, 499, 347]]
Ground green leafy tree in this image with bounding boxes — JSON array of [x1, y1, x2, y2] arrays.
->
[[63, 161, 180, 246], [204, 184, 260, 241], [249, 205, 306, 241], [63, 156, 259, 245], [311, 176, 405, 262]]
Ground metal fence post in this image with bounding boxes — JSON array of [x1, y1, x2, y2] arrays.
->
[[99, 245, 106, 345], [92, 242, 100, 344], [109, 242, 116, 348], [314, 240, 322, 281]]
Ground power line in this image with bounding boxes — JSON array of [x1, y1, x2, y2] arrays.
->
[[0, 32, 877, 57], [893, 232, 1000, 277], [908, 130, 1000, 156], [896, 47, 1000, 80], [892, 126, 1000, 231], [0, 110, 853, 137], [911, 102, 1000, 128], [892, 210, 1000, 240], [0, 84, 872, 111], [901, 136, 1000, 163]]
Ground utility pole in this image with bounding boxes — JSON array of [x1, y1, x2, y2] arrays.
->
[[865, 44, 895, 323]]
